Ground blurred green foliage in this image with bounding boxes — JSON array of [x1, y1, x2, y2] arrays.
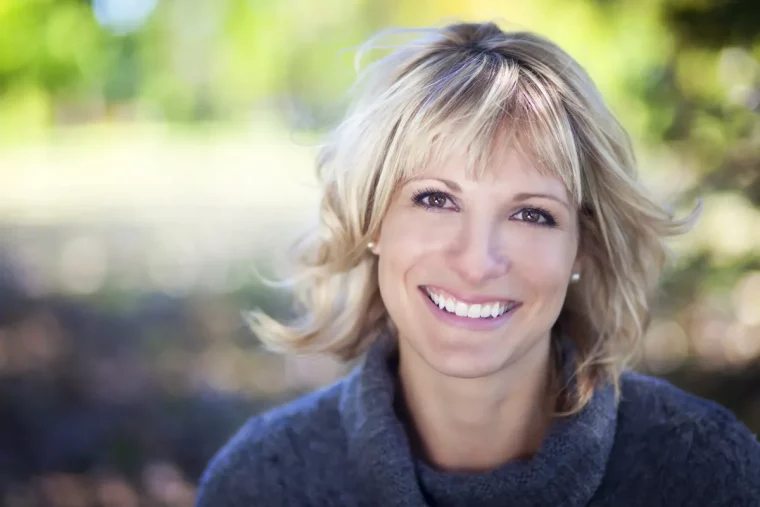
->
[[0, 0, 753, 131]]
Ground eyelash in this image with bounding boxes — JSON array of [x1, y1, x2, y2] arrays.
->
[[411, 189, 559, 227]]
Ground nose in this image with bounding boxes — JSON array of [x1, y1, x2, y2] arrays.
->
[[446, 217, 510, 287]]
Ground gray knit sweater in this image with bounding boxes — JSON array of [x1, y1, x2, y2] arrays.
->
[[196, 333, 760, 506]]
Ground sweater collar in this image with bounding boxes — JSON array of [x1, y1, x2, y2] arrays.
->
[[339, 331, 617, 507]]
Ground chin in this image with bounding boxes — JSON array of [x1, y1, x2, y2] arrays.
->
[[418, 330, 516, 379], [432, 357, 507, 379]]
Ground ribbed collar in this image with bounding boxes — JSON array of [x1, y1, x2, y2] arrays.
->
[[339, 332, 617, 507]]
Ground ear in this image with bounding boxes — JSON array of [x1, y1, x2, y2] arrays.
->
[[571, 247, 583, 277], [368, 232, 381, 255]]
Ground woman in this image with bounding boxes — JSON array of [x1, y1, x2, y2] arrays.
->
[[196, 22, 760, 506]]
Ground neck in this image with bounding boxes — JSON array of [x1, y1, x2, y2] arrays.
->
[[396, 335, 556, 473]]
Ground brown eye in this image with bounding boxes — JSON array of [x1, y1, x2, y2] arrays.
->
[[523, 209, 541, 222], [512, 207, 557, 227], [412, 189, 457, 211], [427, 194, 447, 207]]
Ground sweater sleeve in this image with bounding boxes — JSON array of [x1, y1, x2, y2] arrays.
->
[[683, 405, 760, 506]]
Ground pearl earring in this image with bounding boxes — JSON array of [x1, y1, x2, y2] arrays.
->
[[367, 241, 376, 251], [570, 272, 580, 283]]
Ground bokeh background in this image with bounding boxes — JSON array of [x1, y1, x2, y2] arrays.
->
[[0, 0, 759, 505]]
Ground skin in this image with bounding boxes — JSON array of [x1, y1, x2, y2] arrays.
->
[[372, 144, 582, 473]]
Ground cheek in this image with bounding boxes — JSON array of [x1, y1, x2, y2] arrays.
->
[[384, 209, 452, 245], [376, 212, 448, 310], [378, 212, 445, 270], [508, 230, 576, 291]]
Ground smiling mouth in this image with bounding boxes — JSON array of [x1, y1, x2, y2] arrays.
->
[[421, 286, 521, 319]]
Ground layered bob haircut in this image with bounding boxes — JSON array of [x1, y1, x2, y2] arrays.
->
[[249, 22, 700, 413]]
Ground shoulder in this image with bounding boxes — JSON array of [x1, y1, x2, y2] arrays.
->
[[617, 370, 739, 426], [607, 371, 760, 504], [195, 380, 346, 507], [618, 370, 758, 439]]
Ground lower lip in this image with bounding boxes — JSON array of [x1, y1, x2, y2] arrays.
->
[[419, 288, 521, 331]]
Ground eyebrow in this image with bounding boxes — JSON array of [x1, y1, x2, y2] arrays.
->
[[513, 192, 571, 210], [403, 177, 462, 192]]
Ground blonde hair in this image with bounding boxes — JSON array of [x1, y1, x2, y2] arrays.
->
[[248, 21, 700, 414]]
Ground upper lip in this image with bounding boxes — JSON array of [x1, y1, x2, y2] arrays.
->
[[421, 285, 520, 305]]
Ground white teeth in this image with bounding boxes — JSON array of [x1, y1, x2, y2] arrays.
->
[[424, 288, 516, 320]]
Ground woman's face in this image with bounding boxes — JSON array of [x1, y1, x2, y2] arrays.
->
[[375, 145, 581, 379]]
